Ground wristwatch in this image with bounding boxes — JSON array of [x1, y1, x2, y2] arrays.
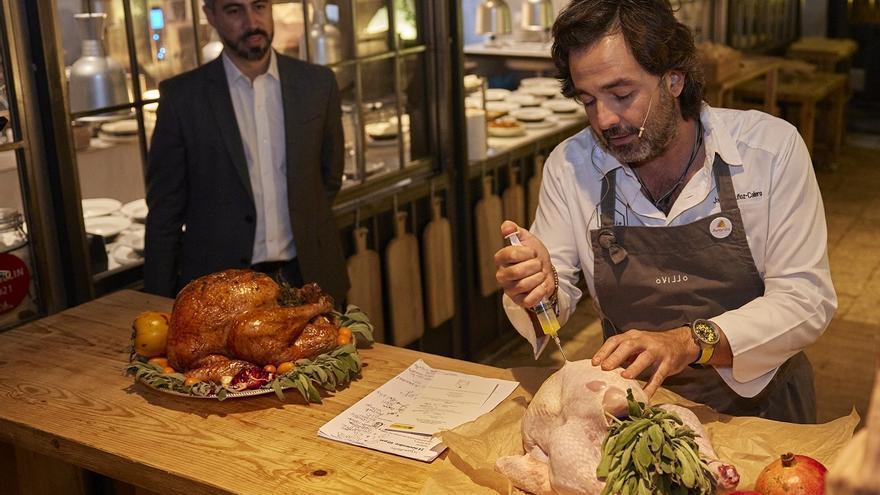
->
[[689, 319, 721, 367]]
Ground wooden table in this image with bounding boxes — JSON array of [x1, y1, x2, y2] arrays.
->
[[735, 72, 848, 165], [703, 56, 781, 115], [0, 290, 523, 495]]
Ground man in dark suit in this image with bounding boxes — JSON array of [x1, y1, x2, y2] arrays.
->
[[144, 0, 350, 303]]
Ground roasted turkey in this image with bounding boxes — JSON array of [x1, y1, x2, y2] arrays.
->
[[166, 269, 340, 383], [495, 359, 740, 495]]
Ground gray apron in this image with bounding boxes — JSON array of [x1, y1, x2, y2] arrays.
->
[[590, 154, 816, 424]]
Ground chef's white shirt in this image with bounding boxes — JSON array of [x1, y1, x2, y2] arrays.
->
[[504, 104, 837, 398], [223, 50, 297, 264]]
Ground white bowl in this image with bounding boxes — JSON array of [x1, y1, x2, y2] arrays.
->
[[111, 244, 143, 265], [85, 215, 131, 239], [510, 108, 553, 123], [82, 198, 122, 218], [541, 99, 581, 114], [121, 199, 148, 222], [364, 121, 398, 140]]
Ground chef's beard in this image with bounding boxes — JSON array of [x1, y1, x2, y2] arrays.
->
[[222, 28, 274, 61], [593, 84, 678, 164]]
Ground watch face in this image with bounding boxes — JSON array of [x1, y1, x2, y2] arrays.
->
[[694, 321, 720, 345]]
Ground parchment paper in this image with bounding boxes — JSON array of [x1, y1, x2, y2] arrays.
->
[[421, 366, 859, 494]]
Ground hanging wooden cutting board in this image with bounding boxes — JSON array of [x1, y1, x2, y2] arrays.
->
[[385, 211, 425, 347], [474, 175, 504, 297], [502, 165, 526, 228], [422, 196, 455, 328], [528, 155, 544, 226], [345, 227, 384, 342]]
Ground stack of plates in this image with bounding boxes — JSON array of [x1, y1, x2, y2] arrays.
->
[[121, 198, 148, 223], [81, 198, 130, 239]]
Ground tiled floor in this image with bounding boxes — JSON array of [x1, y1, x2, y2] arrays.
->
[[483, 133, 880, 424]]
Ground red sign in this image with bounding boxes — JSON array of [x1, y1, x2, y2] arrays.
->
[[0, 253, 29, 315]]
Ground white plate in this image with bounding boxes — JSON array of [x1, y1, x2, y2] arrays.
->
[[520, 77, 560, 87], [121, 199, 148, 222], [488, 118, 527, 137], [82, 198, 122, 218], [97, 132, 138, 144], [111, 244, 142, 265], [364, 121, 398, 139], [485, 101, 521, 113], [505, 93, 540, 107], [367, 136, 399, 148], [541, 99, 581, 114], [520, 85, 561, 98], [522, 117, 558, 129], [117, 231, 145, 254], [510, 108, 553, 122], [84, 215, 131, 238], [485, 88, 511, 101], [100, 119, 139, 136]]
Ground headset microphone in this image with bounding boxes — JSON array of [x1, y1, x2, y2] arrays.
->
[[638, 90, 655, 139]]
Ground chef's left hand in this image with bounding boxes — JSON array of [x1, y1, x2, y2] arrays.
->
[[591, 326, 698, 398]]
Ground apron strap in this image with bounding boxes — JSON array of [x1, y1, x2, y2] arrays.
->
[[599, 168, 618, 227], [712, 154, 739, 211]]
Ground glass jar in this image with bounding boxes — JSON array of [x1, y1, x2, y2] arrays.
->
[[0, 208, 39, 330]]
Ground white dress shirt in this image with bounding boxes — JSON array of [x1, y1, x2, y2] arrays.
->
[[222, 51, 296, 264], [504, 104, 837, 398]]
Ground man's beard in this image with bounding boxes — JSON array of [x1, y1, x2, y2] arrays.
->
[[593, 84, 678, 164], [222, 28, 273, 61]]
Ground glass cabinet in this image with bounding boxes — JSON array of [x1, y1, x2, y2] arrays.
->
[[30, 0, 444, 300], [0, 0, 64, 329]]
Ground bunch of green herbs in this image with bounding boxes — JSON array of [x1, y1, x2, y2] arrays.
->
[[597, 390, 716, 495]]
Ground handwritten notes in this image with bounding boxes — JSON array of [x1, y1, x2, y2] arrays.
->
[[318, 360, 518, 462]]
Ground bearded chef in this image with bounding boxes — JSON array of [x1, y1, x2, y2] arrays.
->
[[494, 0, 836, 424]]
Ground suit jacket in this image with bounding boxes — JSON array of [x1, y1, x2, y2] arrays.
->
[[144, 53, 350, 303]]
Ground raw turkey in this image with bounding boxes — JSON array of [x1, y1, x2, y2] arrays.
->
[[166, 269, 340, 383], [495, 359, 740, 495]]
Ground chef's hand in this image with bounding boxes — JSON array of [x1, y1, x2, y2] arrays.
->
[[591, 327, 699, 398], [494, 221, 555, 309]]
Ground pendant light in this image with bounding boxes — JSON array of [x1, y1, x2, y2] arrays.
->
[[521, 0, 555, 31], [476, 0, 512, 35]]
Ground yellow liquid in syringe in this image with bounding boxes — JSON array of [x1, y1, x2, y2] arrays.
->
[[534, 302, 567, 361]]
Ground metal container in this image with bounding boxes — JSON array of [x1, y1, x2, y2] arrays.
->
[[475, 0, 512, 35], [521, 0, 554, 32], [301, 0, 343, 66], [68, 13, 129, 114]]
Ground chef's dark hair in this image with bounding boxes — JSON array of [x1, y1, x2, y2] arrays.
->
[[551, 0, 704, 121]]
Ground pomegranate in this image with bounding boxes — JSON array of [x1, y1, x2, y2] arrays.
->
[[754, 452, 827, 495]]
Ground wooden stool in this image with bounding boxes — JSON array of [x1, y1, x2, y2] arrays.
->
[[704, 56, 781, 116], [786, 37, 858, 74], [735, 73, 848, 167]]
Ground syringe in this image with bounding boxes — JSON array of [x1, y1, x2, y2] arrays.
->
[[504, 232, 568, 362]]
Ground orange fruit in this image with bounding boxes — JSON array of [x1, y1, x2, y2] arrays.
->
[[133, 311, 170, 358], [337, 326, 352, 346], [161, 366, 175, 374], [277, 361, 294, 374], [183, 377, 201, 386], [263, 364, 277, 374], [147, 357, 169, 368]]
